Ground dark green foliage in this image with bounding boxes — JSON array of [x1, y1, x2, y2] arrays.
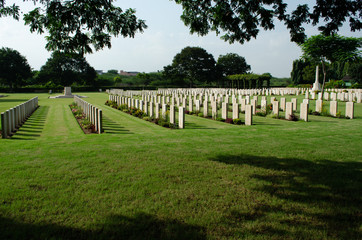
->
[[217, 53, 250, 76], [20, 0, 147, 55], [107, 70, 119, 75], [269, 77, 291, 87], [301, 35, 361, 64], [0, 47, 32, 88], [233, 118, 243, 125], [325, 80, 346, 89], [227, 73, 271, 89], [174, 0, 361, 44], [348, 60, 362, 84], [38, 52, 97, 87], [163, 46, 217, 88]]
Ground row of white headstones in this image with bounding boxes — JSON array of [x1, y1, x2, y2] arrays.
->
[[108, 89, 357, 127], [74, 96, 103, 134], [1, 97, 39, 138]]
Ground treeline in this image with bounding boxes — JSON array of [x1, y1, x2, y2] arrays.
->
[[290, 59, 361, 89], [1, 45, 292, 90]]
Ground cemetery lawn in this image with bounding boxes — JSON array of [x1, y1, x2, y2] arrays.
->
[[0, 92, 361, 240]]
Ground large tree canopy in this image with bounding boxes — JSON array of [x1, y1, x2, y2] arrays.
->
[[38, 52, 97, 87], [1, 0, 147, 55], [1, 1, 360, 49], [0, 47, 32, 88], [217, 53, 250, 76], [301, 34, 361, 92], [174, 0, 361, 44], [163, 47, 217, 88]]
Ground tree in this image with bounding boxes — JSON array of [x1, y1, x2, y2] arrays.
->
[[38, 52, 97, 86], [174, 0, 361, 44], [301, 34, 361, 93], [349, 60, 362, 84], [2, 1, 360, 48], [108, 70, 119, 75], [163, 47, 217, 87], [217, 53, 250, 76], [226, 73, 271, 89], [1, 0, 147, 55], [0, 47, 32, 88]]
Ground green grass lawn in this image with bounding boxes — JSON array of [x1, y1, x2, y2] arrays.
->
[[0, 92, 361, 240]]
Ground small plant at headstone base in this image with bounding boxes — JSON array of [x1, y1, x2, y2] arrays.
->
[[266, 104, 273, 114], [308, 108, 313, 115], [233, 118, 243, 125], [198, 113, 204, 117], [185, 110, 190, 114], [271, 114, 281, 119], [255, 109, 267, 117], [335, 111, 342, 118], [81, 119, 94, 130], [225, 118, 233, 124], [256, 105, 261, 109], [118, 104, 128, 111], [215, 117, 225, 122], [288, 114, 299, 121], [143, 116, 151, 122]]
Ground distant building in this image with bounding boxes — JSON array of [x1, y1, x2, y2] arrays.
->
[[96, 70, 104, 75], [119, 70, 139, 76]]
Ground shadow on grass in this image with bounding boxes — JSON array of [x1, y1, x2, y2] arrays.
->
[[185, 122, 217, 130], [10, 106, 49, 140], [210, 154, 361, 239], [0, 99, 28, 103], [0, 212, 205, 240], [102, 116, 132, 134]]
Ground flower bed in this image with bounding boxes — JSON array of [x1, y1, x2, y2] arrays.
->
[[69, 102, 96, 134], [105, 100, 178, 129]]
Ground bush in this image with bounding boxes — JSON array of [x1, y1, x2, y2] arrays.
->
[[198, 113, 204, 117], [255, 110, 267, 117], [233, 118, 243, 125], [225, 118, 233, 124], [288, 114, 299, 121], [215, 117, 225, 122], [81, 119, 94, 129]]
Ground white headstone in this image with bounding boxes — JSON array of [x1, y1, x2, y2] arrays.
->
[[300, 103, 308, 122], [245, 105, 253, 126], [346, 102, 354, 119]]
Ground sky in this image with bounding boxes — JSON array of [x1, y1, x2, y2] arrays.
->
[[0, 0, 360, 78]]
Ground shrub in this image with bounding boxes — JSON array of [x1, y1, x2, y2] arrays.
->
[[255, 109, 267, 117], [233, 118, 243, 125], [81, 119, 94, 129], [143, 116, 151, 121], [225, 118, 233, 124], [288, 114, 299, 121], [216, 117, 225, 122], [198, 113, 204, 117]]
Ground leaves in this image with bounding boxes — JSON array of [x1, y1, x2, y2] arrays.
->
[[0, 47, 32, 88], [174, 0, 361, 44], [163, 47, 217, 87], [301, 34, 362, 63], [217, 53, 250, 76], [20, 0, 147, 55]]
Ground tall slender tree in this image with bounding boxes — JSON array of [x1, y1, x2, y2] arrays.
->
[[301, 34, 361, 94]]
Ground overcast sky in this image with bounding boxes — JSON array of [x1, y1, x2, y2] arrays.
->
[[0, 0, 360, 78]]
